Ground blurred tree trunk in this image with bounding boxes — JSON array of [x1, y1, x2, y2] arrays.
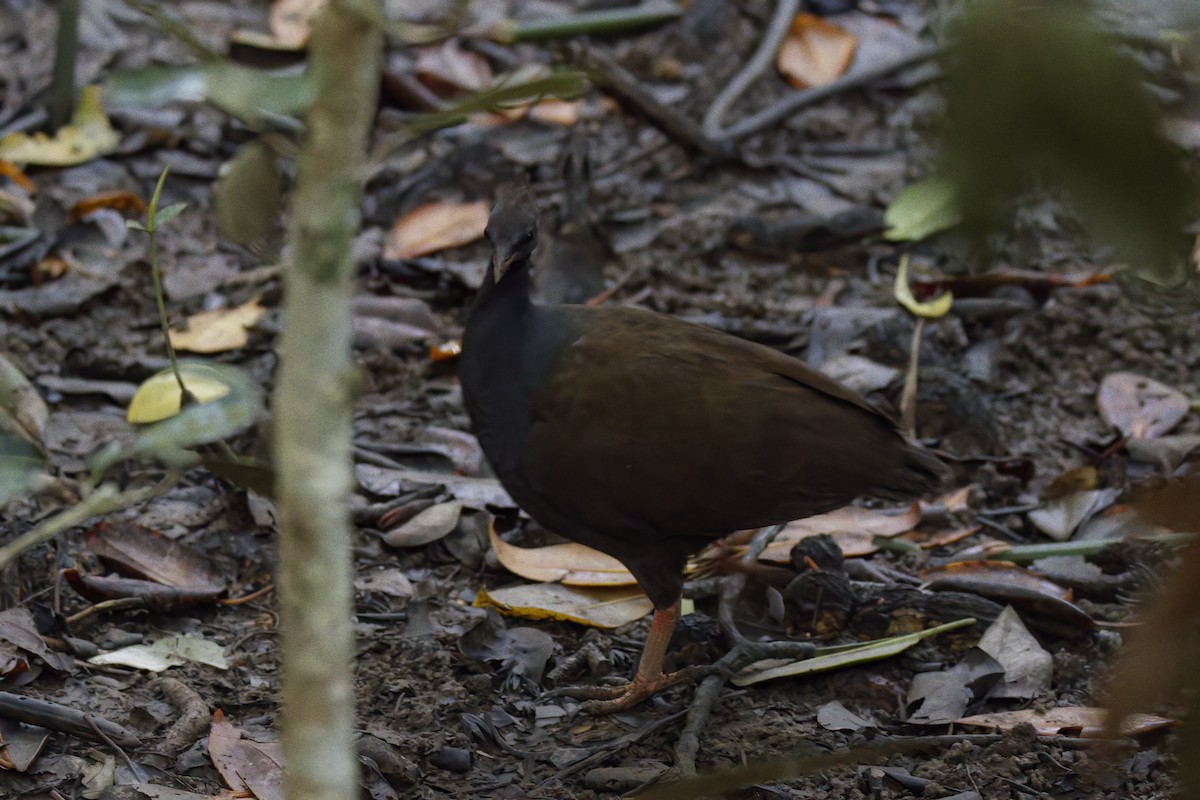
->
[[272, 3, 382, 800]]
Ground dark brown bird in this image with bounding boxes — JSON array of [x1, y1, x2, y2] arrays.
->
[[460, 186, 946, 711]]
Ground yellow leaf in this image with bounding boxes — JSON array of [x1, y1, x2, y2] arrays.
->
[[127, 363, 236, 424], [893, 255, 952, 318], [488, 521, 638, 586], [474, 584, 653, 628], [383, 200, 490, 260], [169, 298, 266, 354], [0, 87, 119, 167]]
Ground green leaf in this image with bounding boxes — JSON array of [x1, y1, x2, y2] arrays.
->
[[883, 176, 961, 242], [731, 618, 976, 686], [125, 219, 147, 231], [0, 434, 47, 506], [155, 201, 188, 226]]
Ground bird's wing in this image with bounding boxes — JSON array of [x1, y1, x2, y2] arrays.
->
[[522, 306, 912, 544]]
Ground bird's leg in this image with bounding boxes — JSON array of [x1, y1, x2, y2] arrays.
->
[[557, 600, 703, 713]]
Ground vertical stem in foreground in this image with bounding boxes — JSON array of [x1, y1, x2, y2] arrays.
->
[[273, 3, 381, 800]]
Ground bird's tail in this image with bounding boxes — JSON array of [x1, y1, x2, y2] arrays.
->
[[875, 444, 950, 501]]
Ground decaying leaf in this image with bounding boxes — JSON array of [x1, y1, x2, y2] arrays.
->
[[84, 521, 226, 595], [169, 298, 267, 354], [208, 709, 285, 800], [474, 584, 652, 628], [921, 561, 1072, 602], [1027, 488, 1119, 542], [1097, 372, 1189, 440], [0, 87, 119, 166], [488, 521, 637, 587], [383, 199, 490, 260], [956, 706, 1177, 738], [68, 191, 147, 223], [758, 503, 922, 563], [270, 0, 326, 49], [89, 634, 229, 672], [734, 618, 975, 687], [893, 255, 953, 318], [777, 13, 858, 89], [381, 501, 462, 547], [417, 39, 493, 95], [976, 606, 1052, 699]]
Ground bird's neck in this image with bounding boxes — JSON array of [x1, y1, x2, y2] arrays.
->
[[474, 257, 535, 319]]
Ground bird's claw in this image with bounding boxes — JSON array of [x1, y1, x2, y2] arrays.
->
[[555, 669, 699, 714]]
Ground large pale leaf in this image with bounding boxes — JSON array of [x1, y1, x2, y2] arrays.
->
[[488, 521, 637, 586], [474, 584, 652, 628]]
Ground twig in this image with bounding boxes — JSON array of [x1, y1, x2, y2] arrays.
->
[[677, 525, 787, 774], [701, 0, 944, 143], [86, 714, 148, 782], [0, 482, 166, 571], [0, 692, 141, 748], [64, 597, 147, 628], [898, 318, 925, 439], [701, 0, 798, 142], [569, 43, 732, 160], [492, 3, 683, 43]]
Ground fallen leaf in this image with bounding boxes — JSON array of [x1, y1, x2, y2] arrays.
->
[[383, 199, 490, 260], [0, 87, 119, 166], [1028, 488, 1119, 541], [208, 710, 285, 800], [417, 39, 493, 94], [777, 13, 858, 89], [976, 606, 1052, 699], [488, 521, 637, 587], [381, 501, 462, 547], [734, 618, 975, 686], [84, 521, 226, 595], [759, 503, 922, 563], [1097, 372, 1189, 439], [68, 190, 147, 223], [921, 561, 1072, 601], [955, 707, 1177, 738], [355, 567, 414, 598], [126, 362, 236, 424], [90, 634, 228, 671], [169, 298, 266, 354], [474, 584, 652, 628], [894, 255, 953, 318]]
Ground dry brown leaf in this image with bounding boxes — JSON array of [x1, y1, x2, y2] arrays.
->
[[208, 710, 285, 800], [1097, 372, 1189, 439], [169, 298, 266, 354], [383, 199, 490, 260], [475, 584, 652, 628], [488, 521, 637, 586], [759, 503, 921, 562], [416, 40, 492, 95], [955, 707, 1177, 738], [921, 560, 1071, 601], [777, 13, 859, 90]]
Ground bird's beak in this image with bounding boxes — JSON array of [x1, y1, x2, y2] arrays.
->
[[492, 251, 516, 283]]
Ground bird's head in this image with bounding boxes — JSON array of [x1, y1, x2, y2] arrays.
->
[[485, 185, 539, 283]]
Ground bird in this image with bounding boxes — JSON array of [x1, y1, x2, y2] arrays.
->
[[459, 185, 947, 712]]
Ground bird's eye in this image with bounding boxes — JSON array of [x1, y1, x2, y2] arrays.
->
[[524, 231, 534, 242]]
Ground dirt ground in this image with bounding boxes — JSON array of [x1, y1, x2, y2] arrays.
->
[[2, 1, 1198, 799]]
